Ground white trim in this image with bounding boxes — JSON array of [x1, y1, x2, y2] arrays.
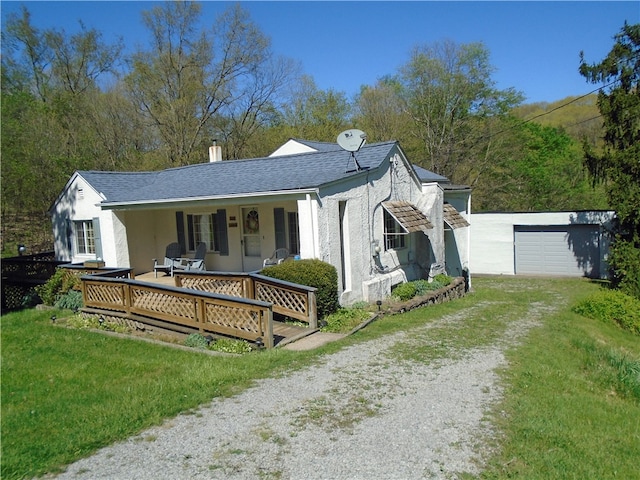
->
[[100, 189, 319, 210]]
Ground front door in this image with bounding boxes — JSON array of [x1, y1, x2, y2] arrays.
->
[[241, 207, 262, 271]]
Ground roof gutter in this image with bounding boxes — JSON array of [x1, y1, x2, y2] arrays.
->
[[98, 188, 320, 211]]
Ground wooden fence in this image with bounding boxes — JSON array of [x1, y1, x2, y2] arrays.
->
[[81, 276, 275, 348], [175, 271, 318, 328], [1, 252, 64, 311]]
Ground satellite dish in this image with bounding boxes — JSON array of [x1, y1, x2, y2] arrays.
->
[[337, 129, 367, 152]]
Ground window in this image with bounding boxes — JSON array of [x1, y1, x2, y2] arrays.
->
[[187, 213, 216, 251], [74, 220, 95, 254], [384, 210, 406, 250], [178, 210, 228, 256], [274, 208, 300, 255]]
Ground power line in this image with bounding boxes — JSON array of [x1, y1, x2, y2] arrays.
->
[[520, 79, 616, 124], [480, 79, 618, 142], [565, 114, 603, 128]]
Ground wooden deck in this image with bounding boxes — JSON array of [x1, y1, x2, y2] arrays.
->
[[104, 271, 318, 347], [135, 271, 179, 286]]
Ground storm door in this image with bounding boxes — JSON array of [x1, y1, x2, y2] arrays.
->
[[241, 207, 262, 271]]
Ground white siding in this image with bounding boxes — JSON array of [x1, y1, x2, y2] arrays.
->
[[471, 212, 614, 278]]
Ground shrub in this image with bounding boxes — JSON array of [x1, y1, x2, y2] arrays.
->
[[608, 240, 640, 300], [184, 334, 253, 353], [433, 274, 452, 287], [573, 289, 640, 335], [184, 333, 209, 349], [261, 259, 339, 319], [35, 268, 80, 306], [322, 307, 371, 333], [392, 282, 416, 301], [54, 290, 83, 311], [393, 275, 454, 300]]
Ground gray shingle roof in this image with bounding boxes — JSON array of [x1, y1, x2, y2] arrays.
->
[[287, 139, 341, 152], [412, 164, 450, 183], [80, 141, 408, 205]]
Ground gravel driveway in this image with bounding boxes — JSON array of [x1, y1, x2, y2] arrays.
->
[[52, 301, 549, 480]]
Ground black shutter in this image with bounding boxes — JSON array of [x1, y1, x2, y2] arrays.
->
[[176, 211, 186, 254], [186, 214, 195, 251], [274, 208, 286, 249], [216, 209, 229, 256]]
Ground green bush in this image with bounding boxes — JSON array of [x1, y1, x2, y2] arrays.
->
[[413, 280, 431, 296], [184, 334, 253, 353], [392, 282, 416, 301], [608, 239, 640, 300], [54, 290, 83, 311], [35, 268, 80, 306], [261, 259, 339, 319], [573, 288, 640, 335], [394, 275, 454, 300], [322, 307, 371, 333], [433, 274, 452, 287], [184, 333, 209, 349]]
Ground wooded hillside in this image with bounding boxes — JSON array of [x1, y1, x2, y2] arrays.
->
[[1, 3, 611, 256]]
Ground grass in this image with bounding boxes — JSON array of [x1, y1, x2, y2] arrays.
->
[[0, 309, 320, 479], [477, 280, 640, 479], [2, 277, 639, 479]]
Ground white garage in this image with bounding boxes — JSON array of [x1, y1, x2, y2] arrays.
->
[[471, 211, 615, 278], [514, 225, 601, 277]]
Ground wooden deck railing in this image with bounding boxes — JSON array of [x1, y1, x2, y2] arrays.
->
[[81, 276, 274, 348], [175, 271, 317, 328]]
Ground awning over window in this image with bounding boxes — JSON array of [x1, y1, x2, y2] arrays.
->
[[443, 203, 470, 229], [382, 201, 433, 233]]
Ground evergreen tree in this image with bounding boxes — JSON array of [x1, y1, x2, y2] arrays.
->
[[580, 23, 640, 298]]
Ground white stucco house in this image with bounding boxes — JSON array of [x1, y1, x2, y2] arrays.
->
[[50, 138, 471, 305]]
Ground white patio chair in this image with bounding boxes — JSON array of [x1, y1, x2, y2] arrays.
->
[[263, 248, 289, 267]]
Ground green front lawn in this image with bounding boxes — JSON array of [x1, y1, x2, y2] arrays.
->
[[2, 277, 638, 479]]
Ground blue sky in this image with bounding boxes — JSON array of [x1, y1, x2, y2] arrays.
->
[[2, 1, 638, 103]]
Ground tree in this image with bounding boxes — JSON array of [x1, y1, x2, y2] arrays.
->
[[274, 75, 351, 142], [1, 7, 124, 253], [579, 22, 640, 298], [473, 121, 606, 212], [1, 7, 123, 202], [125, 2, 296, 166], [354, 78, 407, 143], [397, 40, 523, 180]]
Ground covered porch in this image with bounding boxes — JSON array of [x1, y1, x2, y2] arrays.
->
[[102, 193, 319, 277]]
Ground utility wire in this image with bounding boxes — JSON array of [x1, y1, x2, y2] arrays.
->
[[482, 79, 618, 142]]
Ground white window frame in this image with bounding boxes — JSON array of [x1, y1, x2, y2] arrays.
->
[[74, 220, 95, 255], [383, 210, 406, 251], [187, 213, 217, 252]]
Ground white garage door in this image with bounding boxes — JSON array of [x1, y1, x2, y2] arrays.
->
[[514, 225, 601, 277]]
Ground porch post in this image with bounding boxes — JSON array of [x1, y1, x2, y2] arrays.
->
[[298, 194, 319, 259]]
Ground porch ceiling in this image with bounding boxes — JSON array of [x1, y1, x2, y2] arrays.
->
[[382, 201, 433, 233]]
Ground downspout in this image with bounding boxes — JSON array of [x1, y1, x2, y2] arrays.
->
[[371, 155, 399, 274], [466, 192, 472, 290]]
